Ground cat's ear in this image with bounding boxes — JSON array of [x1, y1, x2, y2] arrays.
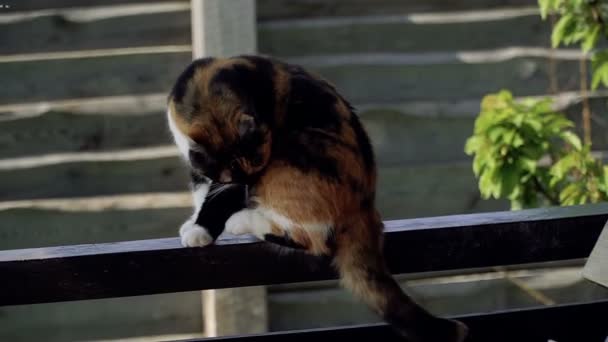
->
[[238, 114, 256, 137]]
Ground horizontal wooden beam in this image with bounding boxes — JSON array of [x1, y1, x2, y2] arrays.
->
[[256, 0, 533, 21], [189, 300, 608, 342], [0, 204, 606, 306]]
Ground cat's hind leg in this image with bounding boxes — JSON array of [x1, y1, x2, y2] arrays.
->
[[225, 207, 332, 255]]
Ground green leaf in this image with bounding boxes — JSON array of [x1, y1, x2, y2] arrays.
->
[[521, 145, 546, 160], [582, 25, 601, 52], [488, 126, 509, 143], [560, 131, 583, 150], [543, 115, 574, 133], [602, 166, 608, 189], [510, 198, 524, 210], [523, 119, 543, 134], [512, 133, 525, 148], [518, 157, 537, 173], [464, 136, 480, 155], [473, 155, 485, 176], [538, 0, 559, 19], [550, 153, 578, 185], [499, 163, 520, 198], [591, 51, 608, 90], [479, 169, 494, 199], [551, 14, 575, 48], [560, 182, 581, 204]]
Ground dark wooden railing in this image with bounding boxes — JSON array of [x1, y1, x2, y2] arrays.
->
[[1, 204, 608, 341]]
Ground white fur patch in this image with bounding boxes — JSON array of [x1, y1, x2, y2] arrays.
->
[[225, 209, 271, 237], [167, 107, 191, 161], [301, 222, 332, 241], [180, 219, 212, 247], [258, 207, 331, 238], [224, 207, 332, 242], [258, 207, 294, 230]]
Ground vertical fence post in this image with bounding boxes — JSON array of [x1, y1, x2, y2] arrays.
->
[[190, 0, 266, 337], [191, 0, 257, 59]]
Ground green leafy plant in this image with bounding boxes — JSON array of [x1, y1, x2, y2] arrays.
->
[[465, 90, 608, 209], [466, 1, 608, 209], [539, 0, 608, 89]]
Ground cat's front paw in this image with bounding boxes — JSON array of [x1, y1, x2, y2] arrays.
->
[[180, 219, 213, 247], [224, 210, 251, 236]]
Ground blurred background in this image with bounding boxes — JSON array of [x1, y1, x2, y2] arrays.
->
[[1, 0, 607, 341]]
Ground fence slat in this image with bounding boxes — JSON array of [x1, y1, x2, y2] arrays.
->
[[0, 204, 606, 306], [183, 300, 608, 342]]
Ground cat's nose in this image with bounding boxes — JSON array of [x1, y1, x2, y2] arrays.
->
[[219, 170, 232, 183]]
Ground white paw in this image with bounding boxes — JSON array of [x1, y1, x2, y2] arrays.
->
[[180, 220, 213, 247], [225, 211, 251, 236], [179, 217, 196, 236]]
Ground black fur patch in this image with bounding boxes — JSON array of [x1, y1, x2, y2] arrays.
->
[[284, 66, 342, 132], [325, 230, 337, 254], [210, 56, 277, 126], [238, 129, 268, 166], [282, 131, 341, 180], [190, 170, 209, 185], [275, 65, 351, 180], [264, 234, 307, 250], [189, 150, 221, 182], [360, 193, 375, 210], [170, 57, 214, 103], [349, 113, 375, 173], [195, 184, 247, 240]]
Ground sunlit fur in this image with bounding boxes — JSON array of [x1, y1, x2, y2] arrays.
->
[[167, 55, 468, 342]]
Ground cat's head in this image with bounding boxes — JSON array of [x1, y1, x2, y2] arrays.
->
[[167, 56, 279, 184]]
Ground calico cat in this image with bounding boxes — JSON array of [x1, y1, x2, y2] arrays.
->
[[166, 55, 469, 342]]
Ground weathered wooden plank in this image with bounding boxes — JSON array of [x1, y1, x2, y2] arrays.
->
[[0, 146, 179, 170], [0, 53, 586, 104], [0, 291, 202, 342], [2, 0, 187, 12], [0, 157, 506, 218], [267, 271, 536, 331], [256, 0, 533, 21], [1, 108, 477, 163], [0, 165, 504, 251], [309, 57, 582, 104], [0, 162, 505, 250], [258, 14, 551, 57], [0, 11, 191, 54], [0, 111, 172, 158], [0, 157, 189, 201], [268, 266, 608, 332], [2, 7, 552, 58], [0, 203, 606, 305], [3, 91, 606, 162], [377, 163, 507, 219], [0, 207, 189, 250], [193, 301, 608, 342], [0, 52, 190, 104]]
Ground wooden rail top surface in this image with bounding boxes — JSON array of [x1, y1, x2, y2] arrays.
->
[[0, 203, 607, 306]]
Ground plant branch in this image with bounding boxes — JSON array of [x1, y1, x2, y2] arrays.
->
[[548, 13, 559, 94], [533, 176, 560, 205], [579, 57, 592, 145]]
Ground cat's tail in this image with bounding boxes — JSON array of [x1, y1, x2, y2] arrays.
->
[[333, 213, 468, 342]]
